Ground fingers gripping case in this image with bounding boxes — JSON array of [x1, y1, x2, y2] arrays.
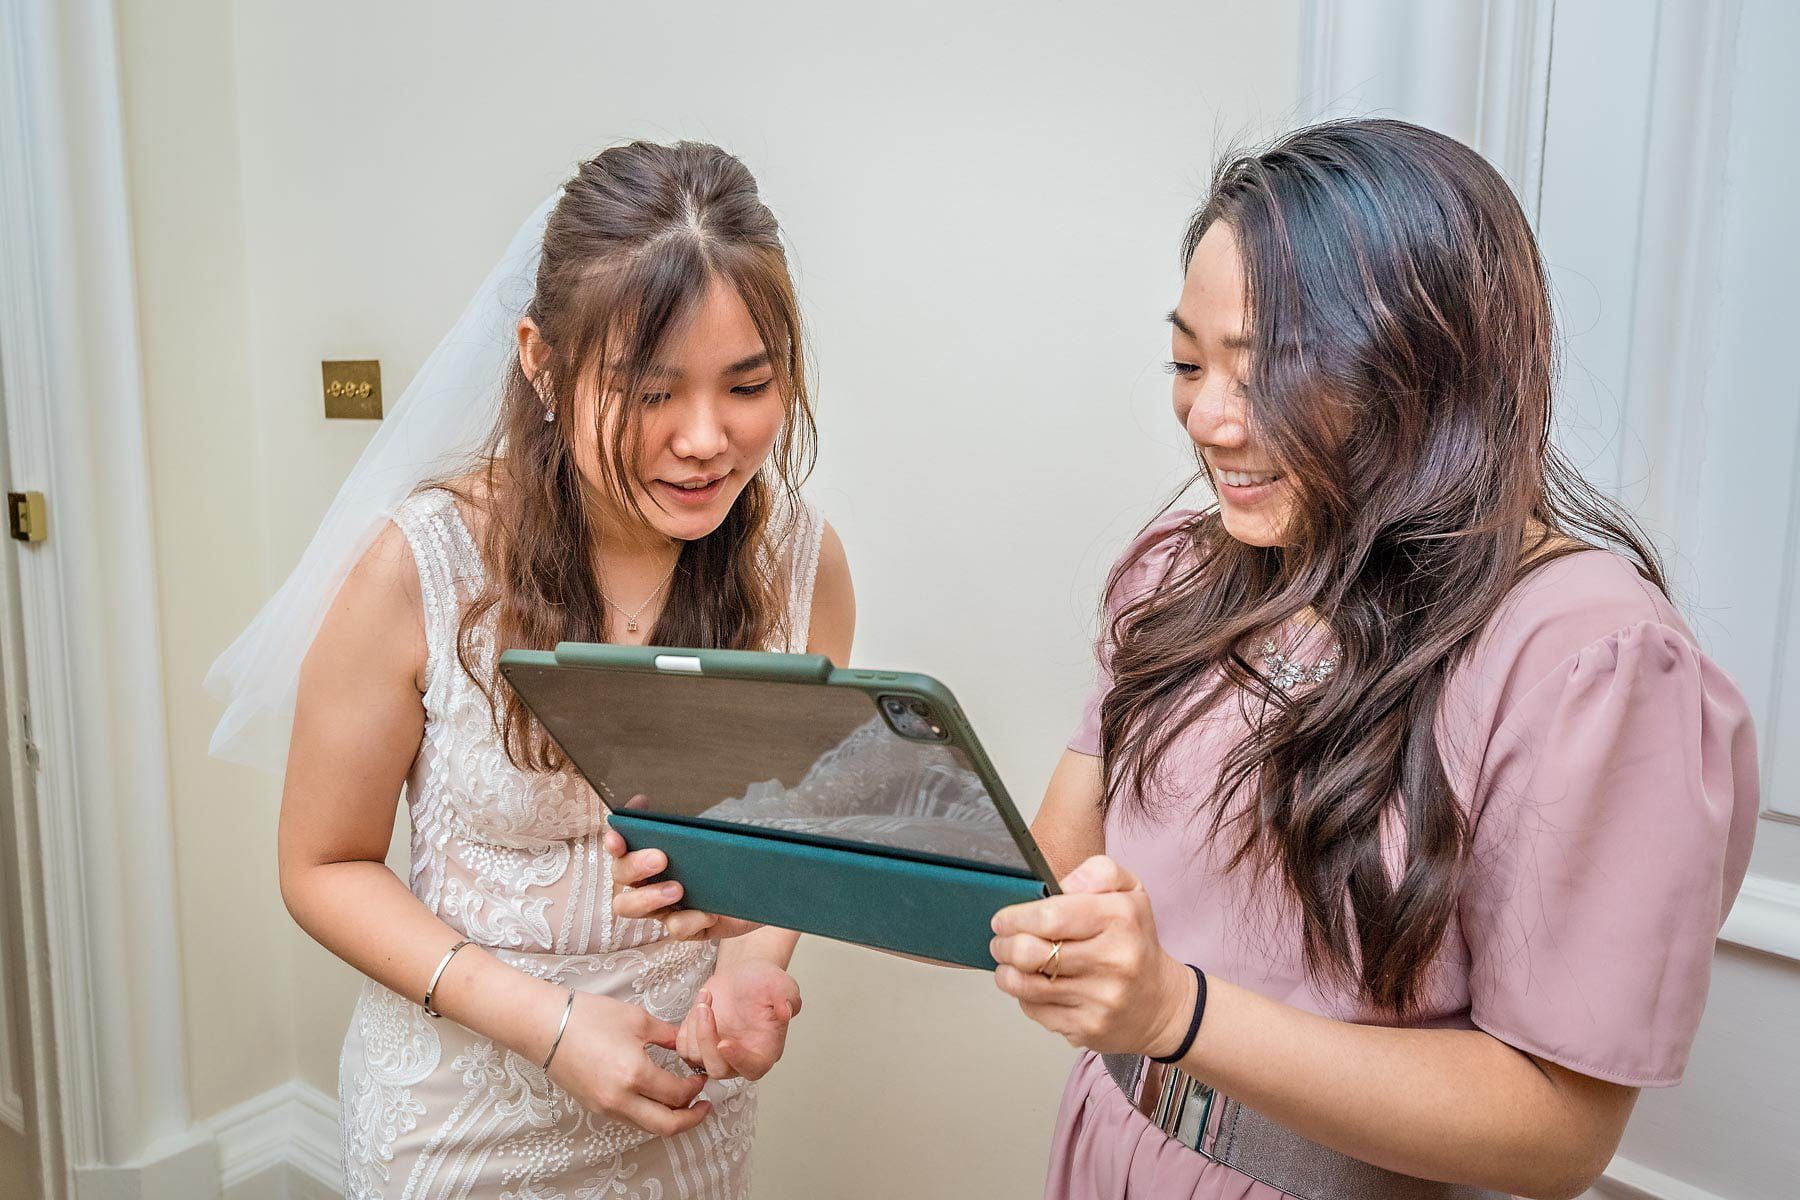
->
[[498, 644, 1057, 969]]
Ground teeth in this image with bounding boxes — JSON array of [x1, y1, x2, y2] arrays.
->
[[674, 479, 715, 490], [1220, 470, 1279, 488]]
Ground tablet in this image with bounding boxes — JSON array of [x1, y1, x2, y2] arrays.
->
[[498, 643, 1060, 967]]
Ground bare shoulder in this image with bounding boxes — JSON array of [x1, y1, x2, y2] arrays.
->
[[816, 519, 850, 582], [344, 521, 423, 610], [807, 520, 856, 664], [303, 521, 428, 693]]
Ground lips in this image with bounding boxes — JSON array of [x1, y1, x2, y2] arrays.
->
[[1212, 466, 1282, 505], [652, 473, 728, 506]]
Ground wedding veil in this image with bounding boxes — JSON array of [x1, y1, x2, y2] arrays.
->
[[205, 193, 559, 771]]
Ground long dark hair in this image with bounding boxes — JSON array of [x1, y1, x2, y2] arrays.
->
[[449, 141, 816, 770], [1098, 120, 1664, 1014]]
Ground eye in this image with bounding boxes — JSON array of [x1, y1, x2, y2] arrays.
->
[[1163, 361, 1200, 378], [639, 392, 672, 406], [731, 380, 774, 397]]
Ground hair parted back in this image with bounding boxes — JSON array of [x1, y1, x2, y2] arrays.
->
[[444, 140, 816, 771], [1098, 119, 1664, 1014]]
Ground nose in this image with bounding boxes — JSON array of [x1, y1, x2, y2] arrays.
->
[[1181, 376, 1249, 452], [668, 398, 729, 462]]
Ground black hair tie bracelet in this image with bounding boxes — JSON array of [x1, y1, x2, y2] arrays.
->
[[1149, 964, 1208, 1064]]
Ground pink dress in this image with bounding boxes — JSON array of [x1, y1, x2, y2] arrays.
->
[[1044, 512, 1760, 1200]]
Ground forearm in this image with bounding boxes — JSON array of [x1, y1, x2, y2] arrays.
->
[[282, 858, 567, 1062], [718, 924, 799, 972], [1177, 977, 1620, 1198]]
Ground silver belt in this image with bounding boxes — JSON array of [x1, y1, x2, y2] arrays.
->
[[1100, 1054, 1505, 1200]]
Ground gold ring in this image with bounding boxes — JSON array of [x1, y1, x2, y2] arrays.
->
[[1037, 940, 1064, 982]]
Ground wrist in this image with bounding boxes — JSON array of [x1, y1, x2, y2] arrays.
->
[[484, 966, 569, 1062], [720, 926, 798, 971], [1145, 954, 1200, 1061]]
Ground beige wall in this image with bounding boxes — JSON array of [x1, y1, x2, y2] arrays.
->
[[116, 0, 297, 1115], [117, 0, 1302, 1192]]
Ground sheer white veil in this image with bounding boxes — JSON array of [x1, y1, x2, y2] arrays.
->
[[206, 192, 560, 771]]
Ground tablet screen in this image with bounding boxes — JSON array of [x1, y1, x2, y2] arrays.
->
[[505, 665, 1036, 876]]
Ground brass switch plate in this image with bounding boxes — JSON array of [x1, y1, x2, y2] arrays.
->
[[322, 359, 383, 419]]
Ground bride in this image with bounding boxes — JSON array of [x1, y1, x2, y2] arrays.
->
[[210, 140, 853, 1199]]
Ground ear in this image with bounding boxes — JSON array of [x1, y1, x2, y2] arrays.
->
[[517, 318, 549, 384]]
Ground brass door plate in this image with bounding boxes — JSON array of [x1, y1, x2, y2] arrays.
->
[[322, 359, 383, 419]]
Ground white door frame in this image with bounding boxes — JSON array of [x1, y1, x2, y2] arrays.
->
[[0, 0, 208, 1195]]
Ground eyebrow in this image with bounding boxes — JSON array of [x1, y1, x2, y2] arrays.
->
[[1166, 310, 1252, 351], [723, 350, 772, 375], [635, 350, 773, 381]]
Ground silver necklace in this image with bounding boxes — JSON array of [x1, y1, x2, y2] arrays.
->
[[1259, 638, 1342, 691], [598, 555, 680, 634]]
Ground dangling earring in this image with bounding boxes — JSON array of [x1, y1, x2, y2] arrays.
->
[[533, 377, 555, 423], [543, 407, 556, 424]]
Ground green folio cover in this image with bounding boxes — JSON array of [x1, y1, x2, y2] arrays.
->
[[607, 811, 1049, 969]]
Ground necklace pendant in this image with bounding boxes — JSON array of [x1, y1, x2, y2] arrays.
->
[[626, 620, 639, 633]]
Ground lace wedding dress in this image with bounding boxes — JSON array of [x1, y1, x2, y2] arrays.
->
[[338, 487, 822, 1200]]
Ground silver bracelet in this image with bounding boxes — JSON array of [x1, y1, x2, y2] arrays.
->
[[421, 938, 472, 1019], [542, 989, 576, 1071]]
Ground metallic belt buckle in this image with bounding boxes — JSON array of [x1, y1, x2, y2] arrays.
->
[[1129, 1057, 1217, 1154]]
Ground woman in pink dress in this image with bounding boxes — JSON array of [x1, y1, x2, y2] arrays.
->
[[987, 120, 1759, 1199]]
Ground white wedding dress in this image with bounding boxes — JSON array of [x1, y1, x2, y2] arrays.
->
[[337, 487, 823, 1200]]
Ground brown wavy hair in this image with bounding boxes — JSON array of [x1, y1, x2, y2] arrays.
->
[[444, 141, 816, 770], [1098, 120, 1664, 1014]]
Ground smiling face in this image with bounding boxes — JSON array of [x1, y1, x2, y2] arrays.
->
[[1168, 221, 1294, 548], [521, 275, 786, 548]]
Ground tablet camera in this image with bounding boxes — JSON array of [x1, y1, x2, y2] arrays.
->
[[879, 695, 950, 742]]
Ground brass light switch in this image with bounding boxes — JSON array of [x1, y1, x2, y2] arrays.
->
[[322, 360, 383, 419]]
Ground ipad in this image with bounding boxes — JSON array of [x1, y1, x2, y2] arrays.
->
[[498, 643, 1060, 966]]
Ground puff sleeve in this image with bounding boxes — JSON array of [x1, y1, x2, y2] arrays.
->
[[1459, 620, 1759, 1086]]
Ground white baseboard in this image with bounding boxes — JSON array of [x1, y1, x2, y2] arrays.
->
[[74, 1129, 220, 1200], [207, 1081, 342, 1199], [1718, 872, 1800, 964], [1587, 1155, 1733, 1200]]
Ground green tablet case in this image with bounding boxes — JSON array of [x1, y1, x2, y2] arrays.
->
[[605, 811, 1048, 967], [498, 644, 1058, 969]]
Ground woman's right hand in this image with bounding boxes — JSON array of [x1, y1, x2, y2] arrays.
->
[[605, 819, 766, 941], [545, 991, 711, 1136]]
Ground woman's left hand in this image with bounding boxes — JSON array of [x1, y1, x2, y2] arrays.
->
[[677, 958, 802, 1082], [990, 855, 1198, 1058]]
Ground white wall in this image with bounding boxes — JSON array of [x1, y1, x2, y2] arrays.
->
[[117, 0, 296, 1128], [119, 1, 1304, 1195]]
